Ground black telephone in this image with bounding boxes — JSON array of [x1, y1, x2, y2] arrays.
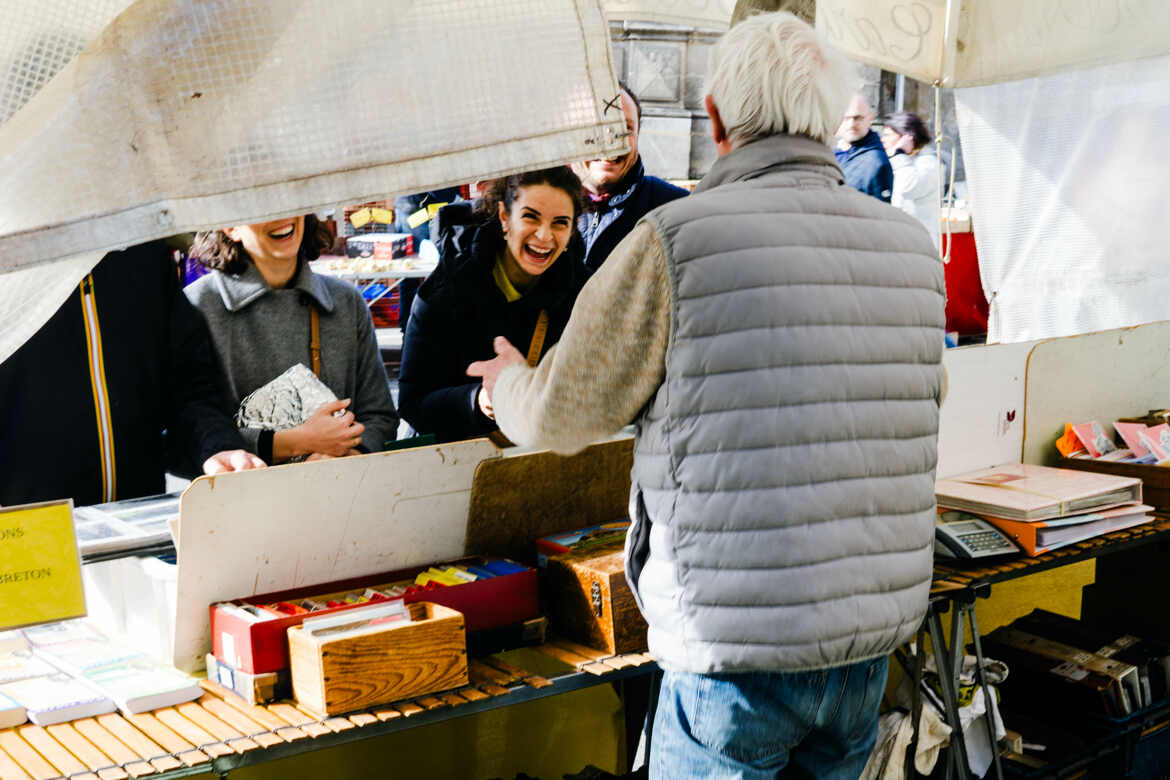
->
[[934, 510, 1020, 559]]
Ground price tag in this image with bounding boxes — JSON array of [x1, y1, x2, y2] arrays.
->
[[407, 208, 430, 229], [0, 500, 86, 630], [349, 208, 372, 229]]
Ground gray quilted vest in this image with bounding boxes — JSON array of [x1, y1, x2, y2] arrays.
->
[[626, 133, 945, 674]]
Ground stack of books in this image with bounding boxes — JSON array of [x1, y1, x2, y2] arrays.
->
[[936, 463, 1152, 557], [0, 620, 202, 723], [1056, 418, 1170, 464]]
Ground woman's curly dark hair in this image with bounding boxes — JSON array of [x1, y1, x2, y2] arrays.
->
[[883, 112, 932, 151], [189, 214, 332, 275], [476, 167, 584, 222]]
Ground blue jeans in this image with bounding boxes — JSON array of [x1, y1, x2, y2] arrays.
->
[[650, 657, 888, 779]]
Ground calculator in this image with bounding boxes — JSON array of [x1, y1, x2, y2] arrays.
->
[[934, 511, 1020, 559]]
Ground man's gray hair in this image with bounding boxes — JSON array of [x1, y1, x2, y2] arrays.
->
[[705, 11, 855, 148]]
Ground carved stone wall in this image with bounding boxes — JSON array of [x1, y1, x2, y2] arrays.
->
[[610, 21, 720, 181], [609, 20, 964, 185]]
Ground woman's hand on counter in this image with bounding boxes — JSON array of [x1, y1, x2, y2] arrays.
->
[[203, 449, 267, 474]]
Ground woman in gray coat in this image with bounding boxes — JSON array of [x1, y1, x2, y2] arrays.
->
[[186, 215, 398, 464]]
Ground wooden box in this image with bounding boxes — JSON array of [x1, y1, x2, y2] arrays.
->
[[542, 542, 647, 655], [288, 602, 468, 718]]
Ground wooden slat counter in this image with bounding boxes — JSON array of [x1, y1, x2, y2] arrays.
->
[[0, 646, 656, 779]]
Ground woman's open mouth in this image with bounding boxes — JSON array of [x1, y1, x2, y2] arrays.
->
[[524, 244, 554, 264], [267, 223, 296, 240]]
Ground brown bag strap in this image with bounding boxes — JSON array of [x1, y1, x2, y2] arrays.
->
[[526, 310, 549, 367], [488, 310, 550, 449], [309, 305, 322, 377]]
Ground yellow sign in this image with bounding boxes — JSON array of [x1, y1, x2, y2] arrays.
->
[[0, 501, 85, 630]]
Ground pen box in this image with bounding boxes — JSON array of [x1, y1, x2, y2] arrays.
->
[[211, 556, 537, 674], [288, 601, 467, 718], [1059, 456, 1170, 514], [205, 653, 289, 705]]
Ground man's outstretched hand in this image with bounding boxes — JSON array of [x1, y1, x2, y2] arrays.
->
[[466, 336, 526, 402]]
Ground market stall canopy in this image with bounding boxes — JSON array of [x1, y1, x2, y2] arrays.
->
[[0, 0, 626, 363], [603, 0, 735, 29], [815, 0, 1170, 88]]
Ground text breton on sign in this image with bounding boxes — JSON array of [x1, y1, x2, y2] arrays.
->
[[0, 500, 86, 630]]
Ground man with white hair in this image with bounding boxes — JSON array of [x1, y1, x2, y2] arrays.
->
[[470, 11, 944, 776]]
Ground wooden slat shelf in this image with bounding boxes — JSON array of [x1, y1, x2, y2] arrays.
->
[[931, 513, 1170, 595], [0, 645, 657, 779]]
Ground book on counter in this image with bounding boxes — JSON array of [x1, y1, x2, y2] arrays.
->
[[0, 692, 26, 729], [935, 463, 1142, 520], [0, 651, 58, 684], [28, 621, 201, 715], [82, 658, 202, 715], [979, 504, 1154, 557], [0, 673, 115, 726]]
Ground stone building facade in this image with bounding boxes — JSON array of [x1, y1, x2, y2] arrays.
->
[[611, 20, 964, 186]]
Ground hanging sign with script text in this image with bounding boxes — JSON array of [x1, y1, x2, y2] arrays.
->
[[0, 500, 85, 630]]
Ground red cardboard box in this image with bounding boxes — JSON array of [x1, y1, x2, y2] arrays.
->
[[210, 557, 537, 674]]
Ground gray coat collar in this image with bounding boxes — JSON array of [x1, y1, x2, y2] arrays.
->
[[213, 258, 336, 313], [694, 134, 845, 194]]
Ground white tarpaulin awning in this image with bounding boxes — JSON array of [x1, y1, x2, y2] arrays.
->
[[0, 0, 625, 362], [817, 0, 1170, 344], [816, 0, 1170, 88], [603, 0, 734, 29]]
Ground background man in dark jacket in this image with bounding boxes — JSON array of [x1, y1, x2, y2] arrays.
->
[[835, 94, 894, 202], [571, 82, 688, 275], [0, 241, 263, 508]]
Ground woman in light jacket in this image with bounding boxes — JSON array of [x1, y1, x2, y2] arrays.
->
[[186, 215, 398, 464], [882, 112, 942, 249]]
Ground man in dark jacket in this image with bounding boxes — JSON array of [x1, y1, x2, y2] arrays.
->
[[834, 94, 894, 202], [571, 83, 688, 275], [0, 241, 262, 508]]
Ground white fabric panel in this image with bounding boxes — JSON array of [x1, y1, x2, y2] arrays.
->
[[0, 0, 133, 124], [955, 1, 1170, 87], [816, 0, 1170, 88], [0, 253, 103, 366], [604, 0, 734, 29], [955, 54, 1170, 344], [816, 0, 948, 87], [0, 0, 624, 363]]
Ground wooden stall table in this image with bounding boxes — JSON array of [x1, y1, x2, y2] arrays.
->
[[910, 515, 1170, 779]]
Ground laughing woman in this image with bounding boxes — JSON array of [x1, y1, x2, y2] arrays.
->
[[185, 215, 398, 464], [398, 167, 585, 443]]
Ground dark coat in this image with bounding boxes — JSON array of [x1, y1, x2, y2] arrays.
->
[[834, 130, 894, 203], [0, 242, 245, 506], [579, 157, 688, 276], [398, 203, 585, 443]]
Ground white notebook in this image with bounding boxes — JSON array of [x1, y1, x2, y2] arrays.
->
[[0, 673, 115, 726]]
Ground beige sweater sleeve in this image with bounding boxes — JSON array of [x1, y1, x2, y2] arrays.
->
[[493, 220, 671, 454]]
